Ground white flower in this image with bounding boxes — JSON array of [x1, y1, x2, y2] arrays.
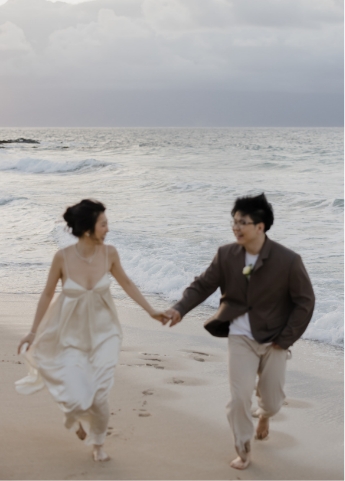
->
[[243, 264, 253, 276]]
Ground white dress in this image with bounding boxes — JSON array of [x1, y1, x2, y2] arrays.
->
[[15, 245, 123, 446]]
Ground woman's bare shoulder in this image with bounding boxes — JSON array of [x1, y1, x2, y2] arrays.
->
[[53, 249, 64, 261], [54, 247, 70, 262], [106, 244, 119, 259]]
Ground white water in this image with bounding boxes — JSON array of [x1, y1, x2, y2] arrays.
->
[[0, 127, 343, 347]]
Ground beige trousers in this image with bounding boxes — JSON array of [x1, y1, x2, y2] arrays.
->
[[227, 335, 288, 458]]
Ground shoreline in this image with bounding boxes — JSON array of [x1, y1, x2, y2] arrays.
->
[[1, 289, 343, 351], [0, 293, 343, 480]]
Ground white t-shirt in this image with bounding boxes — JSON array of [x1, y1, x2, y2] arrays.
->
[[229, 252, 259, 340]]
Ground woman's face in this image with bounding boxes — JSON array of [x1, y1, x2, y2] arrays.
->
[[91, 212, 109, 243]]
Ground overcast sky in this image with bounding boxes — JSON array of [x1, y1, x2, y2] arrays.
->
[[0, 0, 343, 127]]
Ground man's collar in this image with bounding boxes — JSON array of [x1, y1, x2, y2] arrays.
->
[[232, 235, 272, 272], [252, 235, 272, 272]]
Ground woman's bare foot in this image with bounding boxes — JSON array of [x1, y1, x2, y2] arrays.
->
[[92, 445, 110, 462], [230, 453, 251, 470], [256, 415, 269, 439], [76, 423, 87, 441]]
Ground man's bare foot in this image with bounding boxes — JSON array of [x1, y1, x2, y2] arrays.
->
[[256, 415, 269, 439], [76, 423, 87, 440], [230, 453, 251, 470], [92, 445, 110, 462]]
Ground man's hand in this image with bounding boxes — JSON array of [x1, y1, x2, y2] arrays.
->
[[164, 308, 182, 327], [149, 310, 172, 325]]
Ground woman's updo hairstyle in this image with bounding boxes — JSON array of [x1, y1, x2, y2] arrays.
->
[[63, 199, 106, 238]]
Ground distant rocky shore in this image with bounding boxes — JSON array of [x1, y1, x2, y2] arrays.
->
[[0, 138, 40, 145]]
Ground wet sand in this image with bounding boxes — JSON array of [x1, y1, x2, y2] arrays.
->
[[0, 293, 343, 480]]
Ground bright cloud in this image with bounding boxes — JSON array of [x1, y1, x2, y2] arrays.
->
[[0, 0, 343, 95], [0, 0, 342, 93], [0, 21, 32, 51], [0, 0, 342, 126]]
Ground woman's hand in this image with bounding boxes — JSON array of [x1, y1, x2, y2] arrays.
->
[[16, 250, 62, 357], [150, 311, 172, 325], [18, 332, 35, 354]]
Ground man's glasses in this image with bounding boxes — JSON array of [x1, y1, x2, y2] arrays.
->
[[231, 220, 255, 228]]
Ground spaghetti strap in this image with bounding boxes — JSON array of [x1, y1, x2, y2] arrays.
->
[[105, 245, 108, 274], [62, 248, 70, 278]]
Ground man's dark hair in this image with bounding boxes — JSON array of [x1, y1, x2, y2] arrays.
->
[[231, 193, 274, 232]]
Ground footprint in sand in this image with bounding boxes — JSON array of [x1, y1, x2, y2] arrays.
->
[[167, 376, 208, 386], [145, 363, 165, 369], [142, 389, 154, 396], [172, 378, 185, 384], [1, 360, 23, 364], [139, 352, 166, 370], [121, 362, 165, 369], [181, 349, 225, 364], [140, 352, 163, 359], [139, 412, 151, 417], [179, 349, 214, 363]]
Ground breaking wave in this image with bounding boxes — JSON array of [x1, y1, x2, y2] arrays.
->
[[0, 157, 112, 174]]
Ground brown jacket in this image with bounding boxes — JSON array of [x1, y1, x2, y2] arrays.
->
[[173, 236, 315, 349]]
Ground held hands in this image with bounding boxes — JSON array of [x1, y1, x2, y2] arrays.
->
[[17, 332, 36, 355], [163, 308, 182, 327], [149, 311, 172, 325], [149, 308, 181, 327]]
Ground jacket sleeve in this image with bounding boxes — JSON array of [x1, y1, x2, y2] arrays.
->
[[172, 248, 222, 318], [274, 254, 315, 349]]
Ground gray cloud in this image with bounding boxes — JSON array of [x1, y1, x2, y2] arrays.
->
[[0, 0, 343, 126]]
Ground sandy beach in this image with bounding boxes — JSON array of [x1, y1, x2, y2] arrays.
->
[[0, 293, 343, 480]]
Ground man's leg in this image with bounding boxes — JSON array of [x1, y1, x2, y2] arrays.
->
[[255, 345, 288, 439], [227, 335, 260, 469]]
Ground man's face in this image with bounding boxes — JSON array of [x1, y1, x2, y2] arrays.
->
[[232, 211, 264, 246]]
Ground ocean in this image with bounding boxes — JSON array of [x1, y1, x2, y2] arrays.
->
[[0, 127, 343, 347]]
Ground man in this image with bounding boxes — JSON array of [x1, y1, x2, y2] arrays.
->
[[166, 193, 315, 470]]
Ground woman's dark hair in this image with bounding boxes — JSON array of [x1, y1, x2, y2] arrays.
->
[[63, 199, 106, 238], [231, 193, 274, 232]]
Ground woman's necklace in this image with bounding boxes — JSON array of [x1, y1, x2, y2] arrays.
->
[[74, 244, 97, 264]]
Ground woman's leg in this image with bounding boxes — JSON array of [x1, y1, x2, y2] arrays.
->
[[89, 395, 110, 461]]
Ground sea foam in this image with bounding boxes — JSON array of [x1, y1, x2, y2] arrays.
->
[[0, 157, 111, 174], [0, 196, 27, 206], [304, 308, 344, 346], [0, 127, 342, 349]]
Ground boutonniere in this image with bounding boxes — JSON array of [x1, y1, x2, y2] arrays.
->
[[242, 264, 253, 279]]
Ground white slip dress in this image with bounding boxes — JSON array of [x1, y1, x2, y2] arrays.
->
[[15, 244, 123, 446]]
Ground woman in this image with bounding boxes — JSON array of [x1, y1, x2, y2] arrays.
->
[[16, 199, 170, 461]]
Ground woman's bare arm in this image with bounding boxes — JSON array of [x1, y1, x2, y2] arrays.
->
[[17, 251, 63, 353], [109, 246, 170, 324]]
